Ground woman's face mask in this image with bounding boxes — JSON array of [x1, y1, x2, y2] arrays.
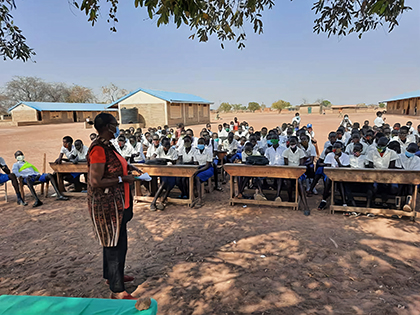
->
[[16, 155, 24, 161]]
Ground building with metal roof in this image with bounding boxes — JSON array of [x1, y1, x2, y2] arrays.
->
[[108, 88, 213, 128], [8, 101, 117, 126], [384, 90, 420, 116]]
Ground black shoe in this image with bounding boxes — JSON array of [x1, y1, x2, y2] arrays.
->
[[17, 198, 28, 206], [304, 210, 311, 216], [33, 200, 43, 207], [56, 195, 69, 201], [318, 200, 327, 210]]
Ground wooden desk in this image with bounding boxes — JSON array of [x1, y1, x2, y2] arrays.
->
[[49, 162, 88, 196], [223, 164, 306, 210], [132, 164, 199, 207], [324, 167, 420, 220]]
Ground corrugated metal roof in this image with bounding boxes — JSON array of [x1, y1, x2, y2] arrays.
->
[[8, 102, 117, 112], [384, 90, 420, 102], [108, 88, 213, 107]]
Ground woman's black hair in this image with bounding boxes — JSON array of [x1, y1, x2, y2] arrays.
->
[[93, 113, 116, 132]]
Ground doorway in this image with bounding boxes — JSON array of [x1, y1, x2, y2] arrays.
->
[[73, 111, 77, 122], [308, 107, 312, 114], [36, 111, 42, 121]]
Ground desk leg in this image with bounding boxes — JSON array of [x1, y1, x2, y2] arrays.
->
[[188, 176, 194, 208], [295, 178, 299, 211], [57, 173, 65, 192], [412, 185, 418, 221], [330, 180, 335, 214], [229, 175, 234, 206]]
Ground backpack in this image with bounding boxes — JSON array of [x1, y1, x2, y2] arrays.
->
[[245, 155, 269, 165], [145, 158, 168, 165]]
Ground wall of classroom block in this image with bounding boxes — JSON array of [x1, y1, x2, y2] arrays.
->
[[10, 104, 38, 122], [386, 97, 420, 116], [118, 103, 166, 129]]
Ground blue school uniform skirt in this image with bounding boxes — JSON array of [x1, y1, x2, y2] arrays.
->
[[197, 166, 214, 182], [23, 174, 48, 184], [161, 176, 177, 190], [0, 174, 9, 184]]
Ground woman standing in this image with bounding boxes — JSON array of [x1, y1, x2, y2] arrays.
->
[[88, 113, 141, 299]]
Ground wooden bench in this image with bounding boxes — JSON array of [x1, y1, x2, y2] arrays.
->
[[49, 162, 87, 196], [132, 163, 200, 207], [223, 164, 306, 210], [324, 167, 420, 221]]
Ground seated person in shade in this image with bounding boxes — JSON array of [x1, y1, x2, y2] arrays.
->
[[130, 135, 145, 163], [317, 141, 350, 211], [12, 151, 68, 207], [237, 143, 265, 200], [193, 138, 214, 208], [0, 156, 27, 206], [149, 138, 179, 211], [116, 135, 136, 161], [264, 134, 287, 201], [55, 136, 76, 164], [71, 140, 89, 163], [396, 143, 420, 211], [177, 136, 197, 199], [223, 132, 240, 162]]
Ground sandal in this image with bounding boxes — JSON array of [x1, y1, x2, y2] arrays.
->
[[156, 203, 165, 210], [150, 204, 157, 211], [317, 200, 327, 210]]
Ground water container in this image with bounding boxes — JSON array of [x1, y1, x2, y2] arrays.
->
[[121, 107, 139, 124]]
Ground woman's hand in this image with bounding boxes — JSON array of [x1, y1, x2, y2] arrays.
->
[[122, 175, 135, 184]]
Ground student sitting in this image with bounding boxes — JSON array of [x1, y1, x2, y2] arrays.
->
[[365, 137, 399, 208], [223, 132, 240, 162], [71, 140, 89, 163], [237, 143, 265, 200], [396, 126, 414, 153], [129, 136, 146, 163], [12, 151, 68, 207], [146, 134, 161, 160], [317, 142, 350, 210], [282, 136, 306, 202], [374, 111, 385, 127], [149, 138, 178, 211], [193, 138, 215, 208], [299, 134, 316, 192], [0, 156, 27, 206], [345, 133, 369, 155], [177, 136, 197, 198], [395, 143, 420, 211], [55, 136, 76, 164], [116, 135, 136, 161]]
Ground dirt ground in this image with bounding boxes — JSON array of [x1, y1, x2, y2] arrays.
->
[[0, 112, 420, 314]]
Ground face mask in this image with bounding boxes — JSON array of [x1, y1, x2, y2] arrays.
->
[[110, 126, 119, 139], [354, 151, 361, 157], [197, 144, 205, 150], [290, 144, 297, 149], [225, 128, 230, 132], [377, 146, 386, 153], [246, 126, 249, 130], [405, 151, 415, 158], [17, 155, 24, 161], [271, 139, 279, 145], [214, 138, 219, 142], [267, 140, 273, 146]]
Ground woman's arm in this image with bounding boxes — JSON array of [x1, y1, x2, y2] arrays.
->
[[90, 163, 134, 188]]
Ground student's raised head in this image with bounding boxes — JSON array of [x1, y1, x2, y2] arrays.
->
[[300, 134, 309, 144], [136, 128, 142, 134], [387, 140, 401, 154], [261, 127, 268, 136], [93, 113, 118, 139], [376, 111, 383, 117], [119, 129, 125, 136], [161, 138, 171, 151], [377, 136, 389, 149], [365, 130, 374, 140], [124, 130, 131, 138], [295, 112, 300, 117], [129, 135, 136, 146], [117, 135, 126, 147], [289, 136, 298, 147], [254, 131, 261, 140], [183, 135, 192, 148], [157, 126, 162, 130], [286, 127, 294, 136], [129, 127, 135, 134], [197, 137, 206, 149], [218, 124, 223, 131], [393, 123, 401, 130], [351, 128, 360, 136], [353, 122, 360, 129], [351, 133, 360, 143], [407, 143, 419, 154], [63, 136, 73, 150], [212, 132, 218, 140], [227, 132, 234, 142], [363, 120, 369, 126], [144, 131, 150, 138], [161, 129, 167, 136], [74, 140, 83, 151], [239, 136, 247, 145], [343, 114, 349, 120], [353, 143, 363, 155], [185, 129, 194, 137], [90, 133, 97, 141], [336, 129, 344, 138], [249, 135, 257, 146], [206, 123, 211, 130], [244, 143, 253, 155], [332, 141, 343, 154], [399, 126, 409, 139], [249, 126, 254, 133], [406, 121, 413, 127], [383, 127, 391, 138], [328, 131, 337, 143], [391, 129, 399, 138], [152, 134, 160, 146], [306, 123, 312, 131]]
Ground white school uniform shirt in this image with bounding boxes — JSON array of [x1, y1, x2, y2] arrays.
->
[[177, 136, 198, 150], [60, 145, 76, 159], [156, 146, 178, 160], [374, 116, 384, 127], [218, 129, 229, 139], [235, 130, 248, 139], [282, 147, 305, 166], [117, 143, 136, 159], [324, 152, 350, 168], [396, 137, 414, 153], [223, 139, 239, 154], [146, 144, 160, 158], [349, 155, 367, 169], [241, 150, 261, 162], [306, 130, 315, 140], [133, 143, 146, 162], [291, 116, 301, 125], [345, 142, 369, 155], [179, 146, 197, 163], [366, 149, 399, 169], [141, 138, 150, 150], [12, 161, 39, 178], [75, 145, 89, 160], [398, 153, 420, 170], [300, 143, 317, 159], [264, 145, 286, 165], [257, 140, 267, 154], [193, 148, 213, 166]]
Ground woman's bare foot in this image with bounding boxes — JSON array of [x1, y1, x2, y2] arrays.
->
[[110, 291, 136, 299]]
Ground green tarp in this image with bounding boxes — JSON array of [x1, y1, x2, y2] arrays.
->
[[0, 295, 158, 315]]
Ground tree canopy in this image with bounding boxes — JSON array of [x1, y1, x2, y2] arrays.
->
[[0, 0, 413, 61], [247, 102, 261, 112], [218, 102, 232, 113], [271, 99, 291, 113]]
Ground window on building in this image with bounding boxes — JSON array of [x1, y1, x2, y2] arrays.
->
[[203, 104, 208, 117], [188, 104, 194, 118], [170, 104, 182, 118]]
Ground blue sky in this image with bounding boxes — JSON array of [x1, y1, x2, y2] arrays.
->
[[1, 0, 419, 108]]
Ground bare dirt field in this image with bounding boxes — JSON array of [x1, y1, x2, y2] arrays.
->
[[0, 112, 420, 314]]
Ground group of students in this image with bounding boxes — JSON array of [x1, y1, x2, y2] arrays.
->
[[0, 135, 93, 207]]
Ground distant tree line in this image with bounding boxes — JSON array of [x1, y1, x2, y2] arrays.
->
[[0, 76, 127, 112]]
